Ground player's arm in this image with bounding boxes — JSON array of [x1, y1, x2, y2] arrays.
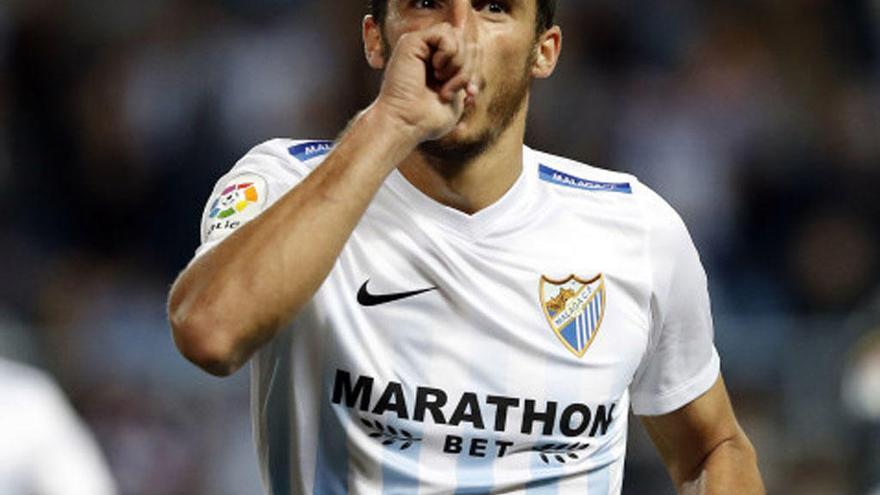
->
[[632, 184, 764, 494], [168, 22, 480, 377], [639, 375, 765, 495]]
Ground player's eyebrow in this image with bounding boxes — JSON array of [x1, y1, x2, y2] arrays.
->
[[500, 0, 526, 8]]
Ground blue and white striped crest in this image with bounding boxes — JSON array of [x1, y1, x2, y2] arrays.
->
[[539, 274, 606, 358]]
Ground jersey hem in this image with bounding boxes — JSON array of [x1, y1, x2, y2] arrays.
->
[[630, 348, 721, 416]]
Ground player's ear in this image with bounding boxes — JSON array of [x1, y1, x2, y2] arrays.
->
[[363, 15, 387, 70], [531, 25, 562, 79]]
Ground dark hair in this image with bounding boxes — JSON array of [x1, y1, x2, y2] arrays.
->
[[368, 1, 558, 32]]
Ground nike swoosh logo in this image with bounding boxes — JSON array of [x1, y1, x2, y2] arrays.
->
[[357, 280, 437, 307]]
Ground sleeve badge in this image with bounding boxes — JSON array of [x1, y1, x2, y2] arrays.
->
[[204, 173, 268, 242]]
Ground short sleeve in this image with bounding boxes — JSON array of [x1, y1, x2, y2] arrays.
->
[[193, 139, 313, 259], [629, 188, 721, 416]]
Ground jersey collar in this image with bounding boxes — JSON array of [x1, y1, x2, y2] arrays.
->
[[384, 145, 539, 239]]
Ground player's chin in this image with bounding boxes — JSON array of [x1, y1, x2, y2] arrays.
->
[[420, 123, 494, 163], [435, 127, 483, 148], [446, 113, 486, 141]]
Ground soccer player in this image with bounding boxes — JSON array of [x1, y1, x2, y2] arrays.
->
[[168, 1, 764, 493]]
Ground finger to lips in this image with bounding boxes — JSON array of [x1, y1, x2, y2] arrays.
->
[[425, 25, 456, 64], [452, 47, 481, 101], [440, 51, 469, 99], [441, 67, 473, 102], [452, 87, 467, 117], [467, 80, 480, 98], [434, 50, 464, 82], [461, 44, 480, 102], [431, 36, 457, 74], [434, 36, 467, 81]]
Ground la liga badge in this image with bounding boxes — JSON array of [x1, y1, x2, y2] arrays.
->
[[539, 274, 606, 358], [204, 173, 268, 242]]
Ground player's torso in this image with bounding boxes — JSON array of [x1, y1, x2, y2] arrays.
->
[[254, 152, 653, 495]]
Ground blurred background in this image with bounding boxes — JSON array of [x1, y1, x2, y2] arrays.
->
[[0, 0, 878, 493]]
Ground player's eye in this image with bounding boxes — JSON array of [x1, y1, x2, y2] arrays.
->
[[474, 0, 509, 14], [411, 0, 439, 9]]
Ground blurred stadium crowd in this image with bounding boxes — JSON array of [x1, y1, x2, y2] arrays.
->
[[1, 0, 879, 493]]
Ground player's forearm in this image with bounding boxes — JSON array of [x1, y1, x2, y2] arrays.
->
[[170, 23, 477, 376], [169, 105, 418, 376], [679, 434, 764, 495]]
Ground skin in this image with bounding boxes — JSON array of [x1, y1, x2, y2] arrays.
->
[[167, 1, 764, 493], [364, 0, 560, 214], [642, 377, 765, 495]]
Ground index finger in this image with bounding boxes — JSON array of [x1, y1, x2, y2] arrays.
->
[[419, 23, 461, 70]]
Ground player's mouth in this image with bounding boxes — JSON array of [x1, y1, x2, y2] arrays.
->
[[464, 78, 486, 108]]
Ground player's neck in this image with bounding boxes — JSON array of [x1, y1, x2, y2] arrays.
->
[[397, 113, 526, 216]]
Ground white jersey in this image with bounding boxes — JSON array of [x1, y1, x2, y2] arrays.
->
[[0, 359, 117, 495], [194, 139, 720, 495]]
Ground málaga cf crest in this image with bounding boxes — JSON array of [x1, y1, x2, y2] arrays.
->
[[539, 274, 606, 358]]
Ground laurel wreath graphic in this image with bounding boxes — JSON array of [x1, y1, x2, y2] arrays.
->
[[533, 442, 591, 464], [360, 418, 422, 451]]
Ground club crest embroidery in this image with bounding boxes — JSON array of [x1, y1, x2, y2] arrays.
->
[[539, 274, 607, 358]]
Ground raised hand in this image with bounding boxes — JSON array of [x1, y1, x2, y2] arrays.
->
[[374, 22, 481, 144]]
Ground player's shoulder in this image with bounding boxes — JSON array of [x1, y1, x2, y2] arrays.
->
[[529, 146, 637, 195], [234, 138, 335, 176], [527, 146, 685, 229], [281, 138, 335, 167]]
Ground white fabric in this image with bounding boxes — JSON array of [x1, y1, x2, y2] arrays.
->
[[193, 139, 720, 494], [0, 359, 117, 495]]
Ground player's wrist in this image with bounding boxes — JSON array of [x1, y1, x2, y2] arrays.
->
[[332, 102, 420, 176], [364, 99, 424, 151]]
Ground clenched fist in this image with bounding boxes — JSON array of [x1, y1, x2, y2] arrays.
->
[[373, 23, 482, 145]]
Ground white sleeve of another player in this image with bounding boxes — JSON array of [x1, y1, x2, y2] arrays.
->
[[629, 189, 721, 416], [193, 139, 310, 260], [25, 373, 117, 495]]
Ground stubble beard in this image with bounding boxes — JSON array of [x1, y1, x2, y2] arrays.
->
[[417, 54, 534, 169]]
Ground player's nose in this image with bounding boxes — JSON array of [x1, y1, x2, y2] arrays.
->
[[448, 0, 478, 38]]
